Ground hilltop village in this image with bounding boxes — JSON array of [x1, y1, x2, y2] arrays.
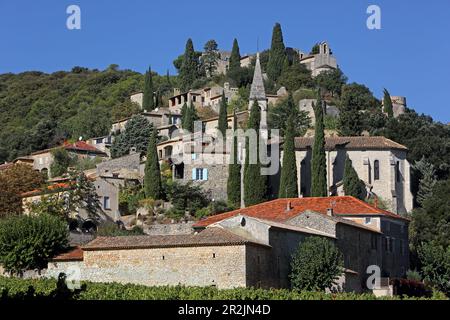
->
[[0, 23, 449, 297]]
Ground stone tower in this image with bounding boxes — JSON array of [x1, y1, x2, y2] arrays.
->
[[249, 53, 268, 140]]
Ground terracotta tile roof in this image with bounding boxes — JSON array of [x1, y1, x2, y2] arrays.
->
[[82, 227, 269, 251], [294, 136, 408, 151], [21, 182, 73, 197], [193, 196, 409, 228], [63, 141, 107, 155], [51, 246, 84, 262]]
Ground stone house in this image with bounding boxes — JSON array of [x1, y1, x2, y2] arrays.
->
[[382, 95, 407, 118], [47, 196, 408, 292], [28, 141, 108, 177], [280, 136, 414, 214], [194, 196, 410, 287], [298, 41, 338, 77]]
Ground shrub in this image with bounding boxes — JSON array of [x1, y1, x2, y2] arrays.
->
[[289, 237, 344, 291], [0, 214, 68, 274], [417, 241, 450, 295], [0, 276, 447, 300], [96, 222, 144, 237]]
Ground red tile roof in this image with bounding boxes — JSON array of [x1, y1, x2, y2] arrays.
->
[[63, 141, 106, 155], [21, 182, 73, 197], [51, 246, 84, 262], [193, 196, 409, 228]]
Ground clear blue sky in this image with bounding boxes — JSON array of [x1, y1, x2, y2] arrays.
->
[[1, 0, 449, 122]]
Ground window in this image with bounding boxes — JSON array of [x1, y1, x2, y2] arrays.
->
[[374, 160, 380, 180], [191, 153, 198, 160], [365, 217, 372, 225], [103, 196, 110, 210], [400, 240, 405, 256], [396, 161, 401, 182], [389, 238, 395, 253], [95, 138, 103, 144], [371, 234, 378, 250], [192, 168, 208, 181], [212, 253, 216, 259]]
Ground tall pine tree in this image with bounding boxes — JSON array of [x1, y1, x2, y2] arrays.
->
[[343, 155, 366, 200], [143, 67, 155, 110], [310, 91, 328, 197], [244, 100, 267, 206], [267, 23, 287, 82], [279, 114, 298, 198], [229, 38, 241, 73], [383, 88, 394, 118], [144, 129, 162, 199], [227, 111, 241, 208], [179, 38, 199, 91], [218, 91, 228, 139]]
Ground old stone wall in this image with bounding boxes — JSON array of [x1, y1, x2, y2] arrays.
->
[[48, 245, 248, 289], [143, 222, 195, 236]]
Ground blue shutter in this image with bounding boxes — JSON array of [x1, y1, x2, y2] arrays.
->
[[203, 168, 208, 180], [192, 168, 196, 180]]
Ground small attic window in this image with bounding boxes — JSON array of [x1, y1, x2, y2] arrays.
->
[[240, 217, 246, 227]]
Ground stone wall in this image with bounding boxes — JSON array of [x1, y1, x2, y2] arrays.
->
[[47, 245, 248, 289], [143, 222, 195, 236]]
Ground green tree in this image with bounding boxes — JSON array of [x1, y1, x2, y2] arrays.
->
[[410, 179, 450, 252], [0, 163, 45, 217], [290, 237, 344, 291], [279, 114, 298, 198], [268, 93, 310, 137], [315, 68, 348, 97], [229, 38, 241, 74], [278, 61, 314, 91], [267, 23, 287, 82], [383, 88, 394, 118], [179, 38, 200, 91], [203, 39, 220, 77], [183, 102, 199, 133], [0, 214, 68, 274], [144, 130, 162, 199], [310, 43, 320, 54], [143, 67, 155, 110], [343, 155, 367, 200], [413, 156, 437, 206], [310, 93, 328, 197], [110, 114, 154, 158], [338, 83, 380, 136], [417, 241, 450, 295], [50, 148, 74, 177], [181, 102, 188, 128], [166, 181, 209, 216], [227, 111, 241, 208], [244, 100, 267, 206], [217, 91, 228, 139]]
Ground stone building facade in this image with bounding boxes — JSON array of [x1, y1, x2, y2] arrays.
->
[[279, 136, 414, 214]]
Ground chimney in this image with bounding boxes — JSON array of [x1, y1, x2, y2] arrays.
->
[[327, 208, 334, 216], [286, 201, 293, 212]]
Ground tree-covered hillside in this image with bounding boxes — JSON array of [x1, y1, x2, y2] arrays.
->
[[0, 65, 176, 163]]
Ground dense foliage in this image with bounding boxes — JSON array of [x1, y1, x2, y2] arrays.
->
[[279, 114, 298, 198], [227, 112, 241, 208], [1, 276, 446, 300], [144, 130, 162, 199], [266, 23, 288, 82], [417, 241, 450, 295], [244, 100, 267, 206], [110, 114, 154, 158], [290, 237, 344, 291], [0, 163, 45, 216], [343, 155, 367, 200], [310, 93, 327, 197], [0, 214, 68, 273]]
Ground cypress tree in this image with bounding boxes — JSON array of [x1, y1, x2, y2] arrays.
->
[[244, 100, 267, 206], [143, 67, 155, 110], [279, 114, 298, 198], [229, 38, 241, 73], [218, 91, 228, 139], [227, 111, 241, 208], [183, 102, 198, 133], [267, 23, 287, 82], [383, 88, 394, 118], [144, 129, 162, 199], [179, 38, 198, 92], [343, 155, 367, 200], [310, 91, 328, 197]]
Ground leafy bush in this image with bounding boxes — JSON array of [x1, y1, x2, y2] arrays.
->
[[417, 241, 450, 295], [96, 222, 144, 237], [0, 214, 68, 273], [166, 181, 209, 215], [0, 276, 447, 300], [289, 237, 344, 291]]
